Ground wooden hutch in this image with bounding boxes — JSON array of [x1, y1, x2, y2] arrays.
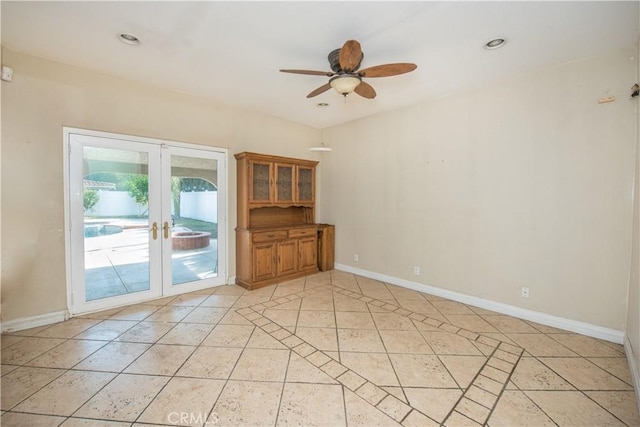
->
[[235, 152, 333, 290]]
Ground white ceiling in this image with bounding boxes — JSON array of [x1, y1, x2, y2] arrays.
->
[[2, 1, 638, 129]]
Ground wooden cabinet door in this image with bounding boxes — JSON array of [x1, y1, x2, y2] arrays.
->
[[249, 161, 273, 203], [298, 236, 318, 271], [277, 239, 298, 276], [296, 165, 315, 203], [253, 242, 277, 282], [274, 163, 295, 204]]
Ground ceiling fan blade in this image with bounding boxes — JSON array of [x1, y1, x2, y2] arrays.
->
[[280, 69, 335, 77], [354, 81, 376, 99], [339, 40, 362, 72], [306, 83, 332, 98], [358, 63, 417, 78]]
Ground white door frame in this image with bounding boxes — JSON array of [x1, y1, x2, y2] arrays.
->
[[161, 144, 227, 296], [63, 127, 228, 315]]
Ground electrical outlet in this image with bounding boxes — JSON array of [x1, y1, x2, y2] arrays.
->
[[414, 266, 421, 276], [354, 254, 359, 262], [1, 66, 13, 82], [521, 287, 530, 298]]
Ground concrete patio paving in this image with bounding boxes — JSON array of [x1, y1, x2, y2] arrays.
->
[[84, 219, 218, 301]]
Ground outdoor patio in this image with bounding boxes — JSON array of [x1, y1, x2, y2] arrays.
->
[[84, 219, 218, 301]]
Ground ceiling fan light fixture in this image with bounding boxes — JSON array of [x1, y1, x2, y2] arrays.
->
[[329, 74, 362, 96]]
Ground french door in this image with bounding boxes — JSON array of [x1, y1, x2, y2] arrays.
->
[[65, 128, 226, 314]]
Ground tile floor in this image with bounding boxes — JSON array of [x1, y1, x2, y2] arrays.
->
[[1, 270, 639, 426]]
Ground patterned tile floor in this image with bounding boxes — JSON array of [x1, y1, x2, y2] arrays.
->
[[1, 270, 639, 426]]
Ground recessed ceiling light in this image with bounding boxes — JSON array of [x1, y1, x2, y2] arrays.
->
[[316, 103, 330, 108], [484, 38, 506, 50], [119, 33, 140, 46]]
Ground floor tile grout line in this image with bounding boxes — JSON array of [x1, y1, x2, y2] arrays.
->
[[335, 286, 523, 355], [573, 389, 633, 427], [236, 282, 513, 424], [439, 345, 503, 426], [3, 280, 496, 424], [272, 341, 295, 427], [236, 306, 409, 424], [339, 377, 349, 426], [5, 276, 635, 426], [66, 371, 130, 422], [534, 354, 634, 394], [1, 367, 68, 413], [363, 289, 419, 404], [510, 380, 565, 427], [2, 336, 73, 367], [445, 410, 483, 427], [118, 371, 171, 425], [72, 302, 204, 423], [518, 386, 632, 427], [191, 319, 255, 426], [478, 344, 526, 425], [439, 344, 515, 426], [234, 280, 473, 425], [545, 334, 626, 359], [31, 340, 110, 371], [530, 356, 637, 426], [2, 291, 231, 421], [432, 349, 477, 392], [331, 281, 343, 364], [15, 335, 101, 369]]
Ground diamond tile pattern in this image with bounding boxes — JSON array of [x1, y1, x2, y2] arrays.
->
[[2, 271, 639, 426]]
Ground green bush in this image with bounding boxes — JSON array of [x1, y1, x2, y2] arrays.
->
[[83, 189, 100, 212]]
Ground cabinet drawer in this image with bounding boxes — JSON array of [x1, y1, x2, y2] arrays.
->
[[288, 227, 317, 238], [252, 230, 288, 242]]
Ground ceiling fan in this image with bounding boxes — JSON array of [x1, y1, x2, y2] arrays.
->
[[280, 39, 417, 99]]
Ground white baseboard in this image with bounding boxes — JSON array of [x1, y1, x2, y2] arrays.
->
[[624, 336, 640, 412], [1, 310, 69, 334], [335, 263, 625, 344]]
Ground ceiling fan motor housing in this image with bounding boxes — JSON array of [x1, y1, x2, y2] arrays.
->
[[328, 48, 363, 73]]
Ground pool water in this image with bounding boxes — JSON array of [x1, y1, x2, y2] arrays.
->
[[84, 224, 123, 238]]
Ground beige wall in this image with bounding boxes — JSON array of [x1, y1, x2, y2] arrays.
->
[[626, 38, 640, 397], [0, 49, 321, 322], [2, 46, 638, 334], [320, 49, 637, 331]]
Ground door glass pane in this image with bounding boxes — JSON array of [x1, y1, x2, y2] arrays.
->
[[170, 155, 218, 286], [277, 164, 293, 202], [252, 163, 270, 201], [83, 146, 150, 301], [298, 167, 313, 201]]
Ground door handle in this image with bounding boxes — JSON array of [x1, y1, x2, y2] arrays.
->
[[163, 221, 170, 239], [150, 222, 158, 240]]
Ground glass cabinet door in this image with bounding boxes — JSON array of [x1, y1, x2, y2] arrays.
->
[[250, 161, 273, 203], [275, 163, 294, 204], [297, 166, 314, 203]]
